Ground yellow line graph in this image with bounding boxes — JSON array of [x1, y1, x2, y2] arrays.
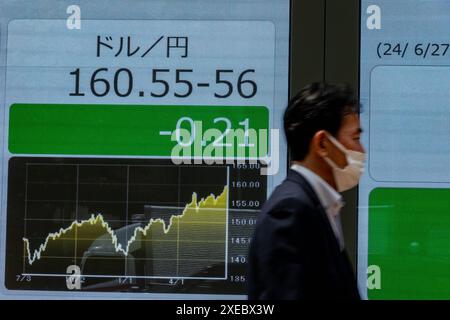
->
[[23, 186, 228, 266]]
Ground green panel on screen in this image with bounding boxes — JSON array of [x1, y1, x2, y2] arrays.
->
[[9, 103, 269, 157], [369, 188, 450, 299]]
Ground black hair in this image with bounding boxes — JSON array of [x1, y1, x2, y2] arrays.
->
[[283, 82, 359, 161]]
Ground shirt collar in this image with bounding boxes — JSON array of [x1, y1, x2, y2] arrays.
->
[[291, 164, 344, 216]]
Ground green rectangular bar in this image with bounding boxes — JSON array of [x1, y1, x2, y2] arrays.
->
[[368, 188, 450, 299], [9, 104, 269, 157]]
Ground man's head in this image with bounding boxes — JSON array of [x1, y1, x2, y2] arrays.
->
[[284, 82, 365, 191]]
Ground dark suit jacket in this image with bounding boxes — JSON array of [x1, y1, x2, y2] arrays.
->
[[248, 169, 361, 300]]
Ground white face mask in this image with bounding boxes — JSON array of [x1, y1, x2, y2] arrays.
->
[[323, 133, 366, 192]]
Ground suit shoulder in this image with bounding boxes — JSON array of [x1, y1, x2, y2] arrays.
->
[[260, 179, 315, 219]]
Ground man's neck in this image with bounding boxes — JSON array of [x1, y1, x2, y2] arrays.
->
[[292, 159, 337, 190]]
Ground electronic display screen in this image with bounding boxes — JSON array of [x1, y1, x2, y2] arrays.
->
[[359, 0, 450, 299], [0, 0, 290, 299]]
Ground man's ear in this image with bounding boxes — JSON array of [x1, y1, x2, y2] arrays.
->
[[311, 130, 329, 158]]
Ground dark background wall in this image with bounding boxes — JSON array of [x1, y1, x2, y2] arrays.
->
[[290, 0, 361, 270]]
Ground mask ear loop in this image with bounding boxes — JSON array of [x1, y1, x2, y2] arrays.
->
[[323, 155, 341, 170], [324, 132, 366, 164], [324, 132, 349, 155]]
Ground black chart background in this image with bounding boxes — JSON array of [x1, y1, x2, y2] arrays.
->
[[5, 157, 266, 295]]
